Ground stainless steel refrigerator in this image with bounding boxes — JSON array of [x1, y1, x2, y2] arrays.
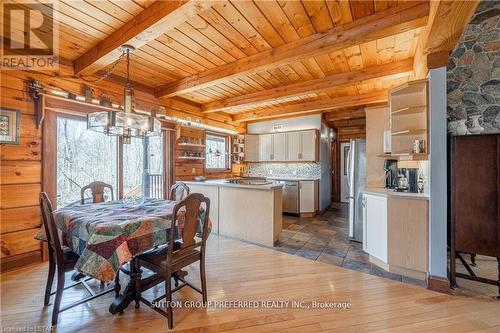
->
[[347, 139, 366, 242]]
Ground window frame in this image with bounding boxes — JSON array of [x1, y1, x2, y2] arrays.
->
[[42, 98, 174, 207], [204, 131, 231, 172]]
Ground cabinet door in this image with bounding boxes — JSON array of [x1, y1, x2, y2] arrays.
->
[[300, 130, 317, 161], [364, 194, 387, 263], [299, 181, 316, 213], [259, 134, 273, 161], [272, 133, 286, 161], [244, 135, 260, 161], [286, 132, 301, 161]]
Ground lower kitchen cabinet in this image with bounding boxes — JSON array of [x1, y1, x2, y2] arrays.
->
[[362, 194, 388, 263], [363, 191, 429, 279], [299, 180, 318, 216], [387, 197, 428, 273]]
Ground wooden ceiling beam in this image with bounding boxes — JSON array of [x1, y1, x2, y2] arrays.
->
[[324, 108, 367, 122], [202, 59, 413, 113], [155, 1, 429, 98], [74, 1, 212, 76], [232, 91, 388, 123], [413, 0, 480, 78]]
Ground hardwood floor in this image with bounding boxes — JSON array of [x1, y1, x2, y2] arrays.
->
[[1, 236, 499, 332]]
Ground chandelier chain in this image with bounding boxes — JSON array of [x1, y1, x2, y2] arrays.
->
[[80, 50, 126, 83]]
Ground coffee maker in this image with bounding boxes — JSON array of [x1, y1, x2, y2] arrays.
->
[[396, 168, 418, 193], [383, 159, 398, 189]]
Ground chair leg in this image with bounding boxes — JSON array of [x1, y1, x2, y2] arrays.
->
[[44, 259, 56, 306], [52, 270, 65, 326], [133, 259, 141, 309], [165, 273, 174, 329], [200, 256, 207, 304], [114, 269, 121, 298]]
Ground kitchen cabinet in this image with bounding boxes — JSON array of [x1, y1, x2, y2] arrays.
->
[[299, 180, 318, 216], [300, 130, 317, 161], [244, 130, 318, 162], [259, 134, 273, 161], [244, 135, 260, 162], [273, 133, 287, 161], [387, 197, 428, 273], [286, 131, 301, 161], [362, 193, 387, 263]]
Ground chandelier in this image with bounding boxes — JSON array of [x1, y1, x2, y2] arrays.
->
[[87, 45, 161, 144]]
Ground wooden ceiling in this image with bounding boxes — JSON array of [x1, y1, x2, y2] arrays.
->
[[4, 0, 479, 124]]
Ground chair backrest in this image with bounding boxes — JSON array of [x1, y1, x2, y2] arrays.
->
[[167, 193, 210, 261], [169, 182, 190, 201], [40, 192, 64, 265], [81, 181, 114, 204]]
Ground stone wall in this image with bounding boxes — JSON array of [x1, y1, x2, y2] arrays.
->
[[447, 1, 500, 133]]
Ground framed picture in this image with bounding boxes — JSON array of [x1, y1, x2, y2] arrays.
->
[[0, 107, 20, 144]]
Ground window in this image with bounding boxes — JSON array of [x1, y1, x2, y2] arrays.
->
[[56, 116, 117, 207], [205, 133, 229, 170], [54, 114, 166, 208]]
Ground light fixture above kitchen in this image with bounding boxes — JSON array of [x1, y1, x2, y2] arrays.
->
[[87, 45, 161, 144]]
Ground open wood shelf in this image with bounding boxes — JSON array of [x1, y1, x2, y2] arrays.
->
[[391, 129, 426, 136], [178, 156, 205, 160], [177, 143, 205, 147], [390, 79, 428, 96], [376, 153, 428, 161], [391, 105, 427, 116]]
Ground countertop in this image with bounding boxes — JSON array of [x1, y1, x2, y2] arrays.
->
[[267, 177, 320, 182], [363, 187, 429, 200], [183, 179, 283, 190]]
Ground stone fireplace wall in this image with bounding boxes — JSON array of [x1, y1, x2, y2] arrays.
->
[[447, 1, 500, 133]]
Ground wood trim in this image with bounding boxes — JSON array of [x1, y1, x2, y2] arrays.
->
[[0, 250, 42, 273], [233, 91, 388, 123], [426, 51, 450, 70], [427, 275, 451, 294], [155, 2, 429, 98], [74, 1, 211, 75], [203, 59, 413, 113]]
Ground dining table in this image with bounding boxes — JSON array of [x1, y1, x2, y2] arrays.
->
[[40, 197, 209, 314]]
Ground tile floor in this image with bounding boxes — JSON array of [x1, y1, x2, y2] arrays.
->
[[273, 203, 426, 287]]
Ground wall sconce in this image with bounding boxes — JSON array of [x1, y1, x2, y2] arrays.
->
[[328, 128, 337, 143]]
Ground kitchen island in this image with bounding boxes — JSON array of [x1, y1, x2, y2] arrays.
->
[[184, 180, 283, 247]]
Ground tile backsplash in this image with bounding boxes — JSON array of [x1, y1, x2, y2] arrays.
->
[[248, 163, 321, 179]]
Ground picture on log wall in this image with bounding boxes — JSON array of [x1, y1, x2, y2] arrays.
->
[[0, 107, 20, 144]]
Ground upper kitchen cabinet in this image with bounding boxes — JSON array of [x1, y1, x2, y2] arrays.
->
[[286, 131, 301, 161], [299, 130, 318, 161], [244, 135, 260, 162], [259, 134, 273, 161], [273, 133, 287, 161], [389, 79, 429, 161], [245, 130, 319, 162]]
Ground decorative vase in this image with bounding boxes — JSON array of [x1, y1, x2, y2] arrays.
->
[[448, 121, 458, 135], [468, 115, 484, 134], [455, 119, 468, 135]]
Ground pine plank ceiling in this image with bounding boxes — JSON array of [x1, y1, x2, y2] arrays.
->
[[10, 0, 431, 122]]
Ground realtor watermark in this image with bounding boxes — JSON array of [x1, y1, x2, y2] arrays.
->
[[0, 326, 52, 332], [151, 299, 352, 310], [1, 0, 59, 70]]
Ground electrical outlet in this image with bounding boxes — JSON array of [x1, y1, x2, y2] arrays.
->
[[192, 168, 196, 174]]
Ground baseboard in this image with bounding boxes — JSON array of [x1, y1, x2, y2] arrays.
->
[[300, 212, 315, 218], [0, 250, 42, 273], [427, 275, 451, 294]]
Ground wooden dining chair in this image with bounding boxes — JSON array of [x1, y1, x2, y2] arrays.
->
[[136, 193, 210, 329], [80, 181, 114, 204], [40, 192, 114, 325], [169, 182, 190, 201]]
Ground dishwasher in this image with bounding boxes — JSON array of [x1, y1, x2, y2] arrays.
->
[[278, 180, 300, 214]]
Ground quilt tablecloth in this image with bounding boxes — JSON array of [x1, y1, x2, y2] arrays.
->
[[46, 198, 207, 282]]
